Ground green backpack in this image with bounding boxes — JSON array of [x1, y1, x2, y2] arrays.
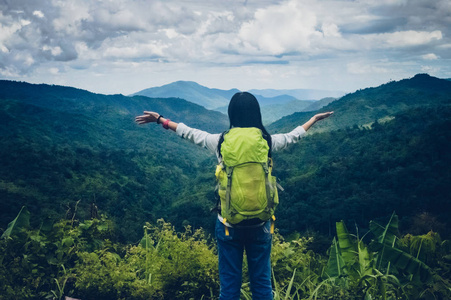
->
[[215, 127, 279, 228]]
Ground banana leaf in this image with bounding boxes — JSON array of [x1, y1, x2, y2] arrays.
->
[[370, 241, 432, 283], [369, 212, 398, 247], [337, 221, 374, 280], [336, 221, 359, 279], [1, 206, 30, 239], [369, 212, 399, 269], [358, 240, 374, 277], [323, 237, 345, 278], [336, 221, 357, 264], [140, 235, 154, 249]]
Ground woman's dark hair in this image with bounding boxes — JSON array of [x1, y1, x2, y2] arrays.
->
[[218, 92, 272, 156]]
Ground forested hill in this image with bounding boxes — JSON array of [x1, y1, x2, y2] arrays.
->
[[269, 73, 451, 133], [0, 75, 450, 243], [0, 80, 228, 241], [0, 80, 228, 135], [0, 80, 229, 156], [273, 106, 450, 238], [267, 74, 451, 238]]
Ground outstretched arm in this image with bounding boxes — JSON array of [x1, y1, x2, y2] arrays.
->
[[271, 111, 334, 151], [135, 111, 221, 153], [135, 111, 178, 131], [302, 111, 334, 131]]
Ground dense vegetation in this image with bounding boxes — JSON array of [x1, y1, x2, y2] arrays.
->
[[0, 74, 450, 298], [1, 208, 450, 299], [1, 75, 450, 243], [274, 106, 451, 240], [0, 80, 228, 241]]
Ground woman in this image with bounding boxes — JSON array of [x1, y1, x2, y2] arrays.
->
[[135, 92, 333, 300]]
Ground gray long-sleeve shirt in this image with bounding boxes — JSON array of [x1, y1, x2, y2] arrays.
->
[[176, 123, 306, 159]]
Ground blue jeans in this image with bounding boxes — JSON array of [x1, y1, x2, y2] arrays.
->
[[215, 218, 273, 300]]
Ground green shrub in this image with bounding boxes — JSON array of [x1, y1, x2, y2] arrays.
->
[[74, 219, 219, 300], [2, 207, 450, 300]]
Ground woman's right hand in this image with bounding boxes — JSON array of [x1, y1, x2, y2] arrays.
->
[[314, 111, 334, 121], [135, 111, 160, 125], [302, 111, 334, 131]]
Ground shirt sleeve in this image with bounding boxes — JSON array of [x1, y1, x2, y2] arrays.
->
[[271, 126, 306, 151], [176, 123, 221, 154]]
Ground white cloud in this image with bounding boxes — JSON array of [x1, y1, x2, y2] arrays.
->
[[102, 42, 168, 59], [14, 52, 35, 67], [163, 28, 179, 39], [422, 53, 438, 60], [360, 0, 408, 6], [347, 62, 390, 75], [322, 23, 341, 38], [43, 45, 62, 56], [0, 21, 22, 45], [32, 11, 45, 18], [238, 0, 322, 55], [197, 11, 237, 36], [0, 0, 450, 94], [357, 30, 443, 49], [51, 2, 90, 33], [383, 30, 442, 47], [421, 65, 440, 74], [49, 67, 59, 74]]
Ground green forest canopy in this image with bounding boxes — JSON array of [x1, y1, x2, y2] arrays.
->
[[0, 74, 450, 243]]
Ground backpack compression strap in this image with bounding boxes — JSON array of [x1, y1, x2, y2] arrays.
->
[[263, 162, 277, 234], [225, 166, 234, 213], [262, 162, 273, 211]]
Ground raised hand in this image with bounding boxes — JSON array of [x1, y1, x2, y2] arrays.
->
[[135, 111, 160, 125], [314, 111, 334, 121]]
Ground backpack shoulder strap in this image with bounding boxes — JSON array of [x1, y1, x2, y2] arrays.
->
[[217, 130, 229, 159]]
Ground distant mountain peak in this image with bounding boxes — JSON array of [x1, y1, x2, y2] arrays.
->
[[165, 80, 202, 87], [131, 81, 239, 109], [402, 73, 449, 90], [412, 73, 431, 79]]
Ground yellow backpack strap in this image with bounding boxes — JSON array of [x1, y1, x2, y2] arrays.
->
[[221, 218, 230, 236], [270, 215, 276, 234], [225, 167, 233, 213], [262, 162, 273, 210]]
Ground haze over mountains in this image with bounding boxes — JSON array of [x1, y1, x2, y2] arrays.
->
[[131, 81, 239, 110], [132, 80, 344, 124], [0, 73, 450, 242], [131, 80, 345, 107]]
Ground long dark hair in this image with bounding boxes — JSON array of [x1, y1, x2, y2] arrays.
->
[[218, 92, 272, 156]]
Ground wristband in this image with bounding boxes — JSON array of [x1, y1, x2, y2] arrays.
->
[[156, 115, 164, 124], [162, 119, 170, 129]]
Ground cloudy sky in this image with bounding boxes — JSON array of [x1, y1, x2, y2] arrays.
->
[[1, 0, 450, 95]]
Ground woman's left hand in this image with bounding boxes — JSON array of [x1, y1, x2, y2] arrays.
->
[[135, 111, 160, 125]]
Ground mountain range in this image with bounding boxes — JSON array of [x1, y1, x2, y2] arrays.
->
[[131, 81, 239, 110], [131, 80, 342, 124], [248, 88, 345, 100], [0, 73, 450, 241], [269, 73, 451, 133], [131, 80, 345, 108]]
